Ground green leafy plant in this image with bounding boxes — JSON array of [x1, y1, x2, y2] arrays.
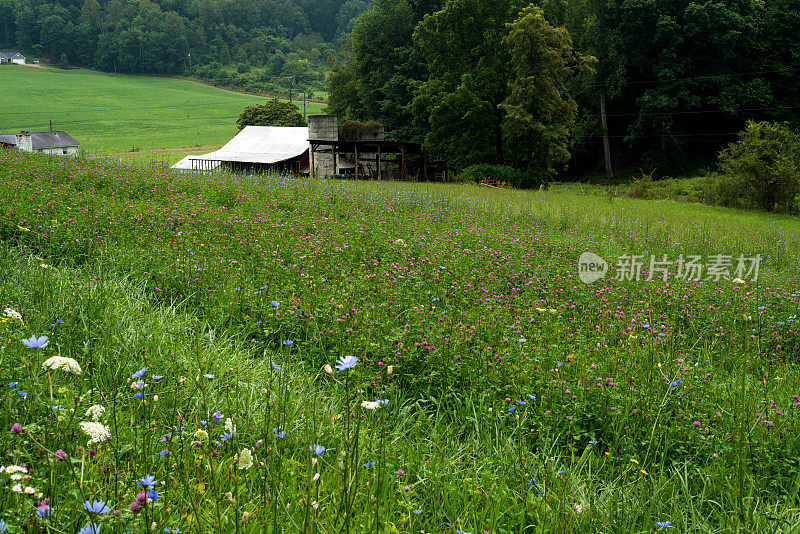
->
[[717, 121, 800, 213], [459, 163, 527, 187]]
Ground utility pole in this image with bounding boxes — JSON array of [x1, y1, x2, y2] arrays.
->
[[49, 120, 52, 132], [286, 75, 295, 102], [600, 90, 613, 180], [303, 91, 307, 121], [188, 52, 192, 70]]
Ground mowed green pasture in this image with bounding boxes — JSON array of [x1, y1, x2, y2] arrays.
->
[[0, 65, 326, 153]]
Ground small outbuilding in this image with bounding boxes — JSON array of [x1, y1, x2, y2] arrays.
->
[[0, 52, 26, 64], [0, 131, 81, 154]]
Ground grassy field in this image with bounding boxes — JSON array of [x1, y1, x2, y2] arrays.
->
[[1, 151, 800, 533], [0, 65, 326, 153], [92, 148, 220, 166]]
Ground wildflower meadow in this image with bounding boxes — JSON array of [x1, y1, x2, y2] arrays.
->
[[1, 150, 800, 532]]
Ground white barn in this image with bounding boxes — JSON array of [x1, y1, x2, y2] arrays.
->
[[173, 126, 310, 173], [0, 52, 26, 64], [0, 131, 81, 154]]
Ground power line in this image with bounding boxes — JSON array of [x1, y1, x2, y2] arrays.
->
[[590, 66, 800, 89], [585, 103, 800, 119], [579, 132, 741, 139]]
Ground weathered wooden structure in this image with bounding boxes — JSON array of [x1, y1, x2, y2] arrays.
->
[[307, 115, 432, 180]]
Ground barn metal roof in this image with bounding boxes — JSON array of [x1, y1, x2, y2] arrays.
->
[[178, 126, 309, 167]]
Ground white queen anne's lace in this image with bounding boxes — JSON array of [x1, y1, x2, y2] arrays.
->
[[85, 405, 105, 421], [236, 448, 253, 470], [79, 421, 111, 446], [42, 356, 82, 375]]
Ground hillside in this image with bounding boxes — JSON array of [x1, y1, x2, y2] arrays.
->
[[0, 0, 370, 93], [1, 151, 799, 530], [0, 65, 325, 153]]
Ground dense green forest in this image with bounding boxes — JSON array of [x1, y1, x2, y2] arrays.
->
[[4, 0, 800, 180], [329, 0, 800, 179], [0, 0, 371, 93]]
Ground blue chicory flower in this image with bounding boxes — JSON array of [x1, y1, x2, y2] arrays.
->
[[138, 474, 156, 487], [84, 500, 110, 514], [22, 335, 49, 349], [131, 367, 148, 379], [335, 355, 358, 371]]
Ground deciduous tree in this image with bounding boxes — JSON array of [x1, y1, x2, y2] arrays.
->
[[236, 100, 307, 129], [501, 5, 594, 182]]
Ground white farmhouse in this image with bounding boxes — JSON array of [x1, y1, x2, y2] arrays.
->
[[0, 131, 81, 154], [0, 52, 26, 64]]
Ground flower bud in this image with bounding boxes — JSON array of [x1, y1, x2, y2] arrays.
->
[[387, 365, 393, 377], [323, 364, 333, 375]]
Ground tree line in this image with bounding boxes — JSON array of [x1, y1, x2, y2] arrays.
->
[[0, 0, 370, 92], [327, 0, 800, 181]]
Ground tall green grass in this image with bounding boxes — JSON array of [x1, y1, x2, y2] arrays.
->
[[1, 151, 799, 532]]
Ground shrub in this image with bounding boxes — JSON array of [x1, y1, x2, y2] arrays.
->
[[459, 164, 532, 188], [717, 121, 800, 213], [626, 170, 655, 199], [339, 120, 383, 141]]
